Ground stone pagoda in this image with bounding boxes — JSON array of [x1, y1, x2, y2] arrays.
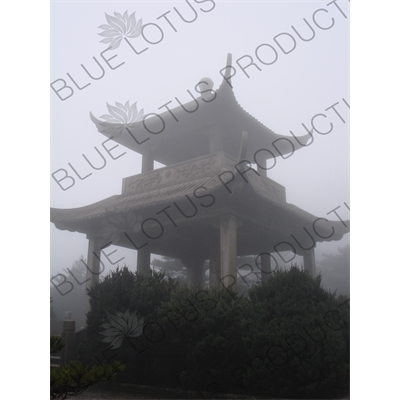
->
[[51, 55, 349, 313]]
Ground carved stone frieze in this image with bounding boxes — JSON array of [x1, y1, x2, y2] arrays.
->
[[122, 153, 236, 195]]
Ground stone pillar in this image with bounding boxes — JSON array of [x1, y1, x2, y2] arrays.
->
[[186, 261, 194, 288], [303, 248, 316, 277], [61, 313, 76, 364], [209, 131, 223, 153], [220, 215, 237, 289], [137, 247, 151, 275], [209, 243, 221, 287], [85, 238, 103, 326], [257, 157, 267, 177], [186, 259, 204, 288], [141, 150, 154, 172], [259, 253, 272, 283]]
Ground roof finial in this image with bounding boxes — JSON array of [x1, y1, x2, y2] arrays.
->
[[225, 53, 232, 77], [220, 53, 234, 88]]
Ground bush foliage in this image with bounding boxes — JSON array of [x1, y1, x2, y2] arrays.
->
[[82, 265, 349, 398], [51, 361, 124, 399]]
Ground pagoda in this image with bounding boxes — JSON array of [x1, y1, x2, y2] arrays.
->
[[51, 55, 349, 316]]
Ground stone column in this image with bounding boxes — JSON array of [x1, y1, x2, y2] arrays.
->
[[137, 247, 151, 275], [141, 150, 154, 173], [259, 253, 272, 283], [85, 238, 103, 326], [209, 131, 223, 153], [186, 261, 194, 288], [303, 248, 316, 277], [209, 243, 221, 287], [256, 157, 267, 177], [186, 258, 204, 288], [220, 215, 237, 289], [61, 313, 76, 364]]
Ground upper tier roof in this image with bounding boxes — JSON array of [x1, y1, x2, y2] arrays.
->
[[90, 54, 311, 166]]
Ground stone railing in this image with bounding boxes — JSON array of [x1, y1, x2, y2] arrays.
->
[[122, 152, 237, 195], [122, 152, 286, 202]]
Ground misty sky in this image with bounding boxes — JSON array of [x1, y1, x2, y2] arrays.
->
[[50, 0, 350, 277]]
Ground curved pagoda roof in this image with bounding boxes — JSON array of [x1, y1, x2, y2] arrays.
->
[[50, 152, 349, 258], [90, 54, 311, 166]]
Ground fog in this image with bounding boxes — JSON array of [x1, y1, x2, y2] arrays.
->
[[50, 0, 349, 280]]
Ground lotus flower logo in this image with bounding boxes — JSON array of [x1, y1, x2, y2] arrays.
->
[[90, 101, 144, 139], [100, 310, 145, 349], [101, 209, 142, 244], [98, 11, 143, 50]]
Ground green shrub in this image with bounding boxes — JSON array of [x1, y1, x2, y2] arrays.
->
[[83, 265, 349, 398], [80, 266, 178, 378], [150, 286, 250, 391], [51, 361, 124, 399], [241, 267, 350, 398]]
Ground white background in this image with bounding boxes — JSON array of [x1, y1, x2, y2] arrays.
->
[[2, 0, 399, 399]]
